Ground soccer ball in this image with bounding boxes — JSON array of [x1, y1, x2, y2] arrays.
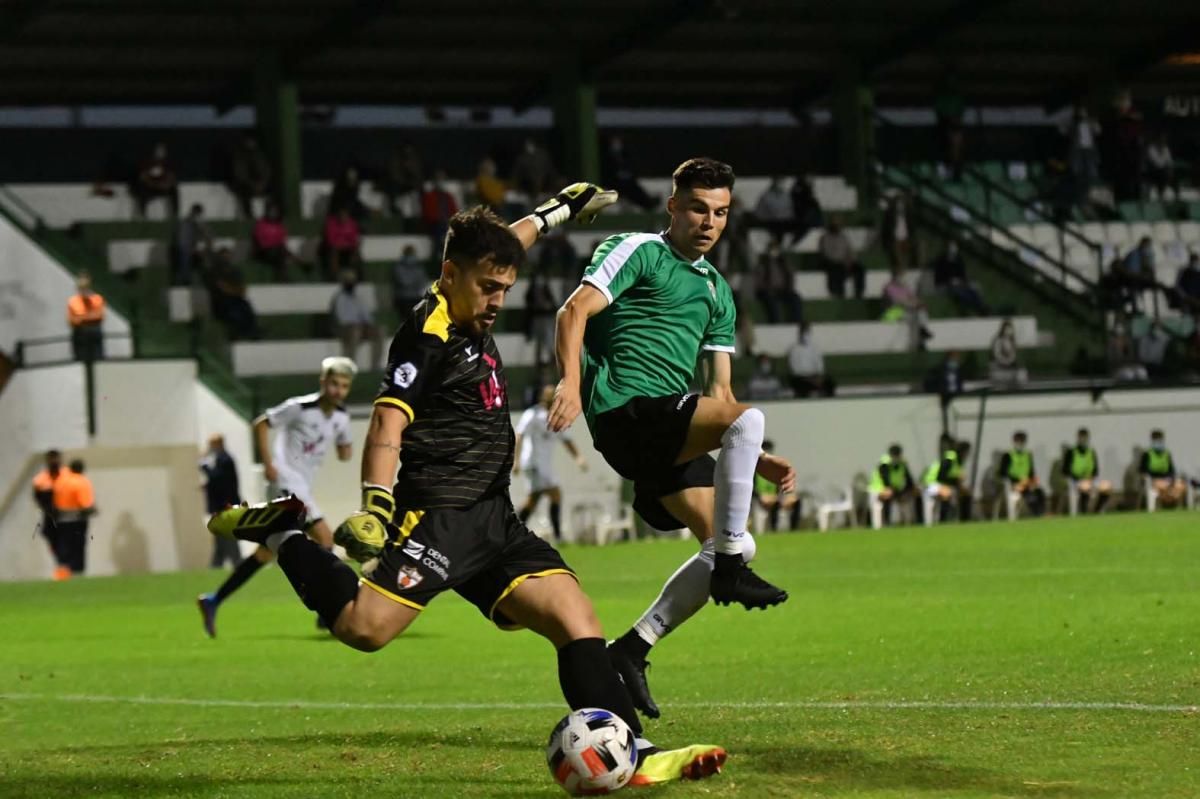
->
[[545, 708, 637, 795]]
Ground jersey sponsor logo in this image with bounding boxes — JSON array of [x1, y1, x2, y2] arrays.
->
[[464, 344, 479, 363], [401, 538, 426, 561], [478, 352, 506, 411], [393, 362, 418, 389], [397, 564, 423, 590]]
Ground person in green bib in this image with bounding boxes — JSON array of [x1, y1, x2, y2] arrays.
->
[[869, 444, 918, 526], [754, 440, 801, 531], [997, 430, 1046, 517], [1061, 427, 1112, 513], [923, 436, 973, 521], [550, 158, 796, 720], [1139, 428, 1188, 507]]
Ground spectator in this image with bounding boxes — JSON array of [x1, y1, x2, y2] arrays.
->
[[754, 240, 803, 324], [818, 217, 865, 299], [170, 203, 211, 286], [207, 248, 261, 341], [330, 269, 382, 369], [420, 170, 459, 256], [932, 350, 964, 400], [1062, 427, 1112, 514], [524, 269, 558, 366], [790, 176, 824, 244], [934, 81, 966, 180], [923, 438, 972, 522], [787, 321, 835, 397], [1108, 89, 1144, 203], [31, 449, 70, 580], [868, 443, 919, 526], [754, 440, 801, 531], [1136, 320, 1172, 378], [1145, 133, 1178, 202], [1173, 253, 1200, 313], [882, 266, 933, 350], [537, 229, 578, 277], [601, 136, 656, 210], [932, 240, 990, 316], [228, 134, 271, 219], [52, 458, 96, 576], [998, 430, 1046, 517], [746, 354, 784, 400], [1140, 428, 1187, 507], [320, 207, 363, 279], [510, 138, 555, 201], [1065, 104, 1101, 209], [989, 318, 1028, 388], [252, 200, 303, 281], [1108, 321, 1149, 382], [753, 176, 794, 242], [382, 143, 423, 217], [474, 157, 507, 211], [714, 193, 753, 275], [199, 434, 243, 569], [391, 245, 428, 314], [1114, 237, 1158, 312], [330, 166, 368, 224], [67, 272, 106, 363], [881, 192, 915, 269], [132, 142, 179, 218]]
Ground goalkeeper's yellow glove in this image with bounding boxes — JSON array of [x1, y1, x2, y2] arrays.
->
[[334, 484, 395, 563], [532, 182, 618, 233]]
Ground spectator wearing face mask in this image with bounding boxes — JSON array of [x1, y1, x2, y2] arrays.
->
[[1062, 427, 1112, 514], [746, 354, 785, 400], [786, 321, 834, 398], [997, 430, 1046, 517], [1139, 429, 1187, 508], [330, 269, 381, 370], [932, 240, 990, 316]]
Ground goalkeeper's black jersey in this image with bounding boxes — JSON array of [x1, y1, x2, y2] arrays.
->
[[375, 284, 514, 509]]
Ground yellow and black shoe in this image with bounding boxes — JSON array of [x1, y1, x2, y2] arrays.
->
[[629, 744, 726, 786], [207, 495, 307, 545]]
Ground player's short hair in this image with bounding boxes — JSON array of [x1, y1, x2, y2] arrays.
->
[[1077, 427, 1089, 437], [1013, 430, 1027, 442], [888, 444, 902, 457], [321, 356, 358, 381], [1151, 428, 1164, 439], [46, 449, 61, 459], [443, 206, 525, 271], [671, 157, 736, 196], [69, 459, 85, 473]]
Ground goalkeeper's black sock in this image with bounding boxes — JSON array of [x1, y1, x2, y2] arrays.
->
[[213, 556, 264, 604], [549, 503, 562, 541], [276, 535, 359, 627], [557, 637, 643, 736], [614, 628, 652, 660]]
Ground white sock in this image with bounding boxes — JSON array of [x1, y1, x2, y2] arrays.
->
[[714, 407, 765, 555], [633, 539, 714, 646], [265, 529, 301, 554]]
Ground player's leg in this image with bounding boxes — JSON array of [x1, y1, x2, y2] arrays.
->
[[546, 485, 564, 541], [674, 396, 786, 608], [197, 544, 273, 638], [517, 489, 544, 523]]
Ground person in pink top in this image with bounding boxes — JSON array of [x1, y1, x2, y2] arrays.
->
[[882, 265, 933, 350], [252, 200, 304, 281], [320, 207, 363, 279]]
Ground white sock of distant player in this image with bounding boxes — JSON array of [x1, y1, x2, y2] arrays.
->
[[632, 535, 757, 646], [713, 407, 766, 555]]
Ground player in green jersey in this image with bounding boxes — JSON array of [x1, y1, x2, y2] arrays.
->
[[549, 158, 795, 718]]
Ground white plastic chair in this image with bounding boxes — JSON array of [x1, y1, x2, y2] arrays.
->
[[816, 485, 855, 532]]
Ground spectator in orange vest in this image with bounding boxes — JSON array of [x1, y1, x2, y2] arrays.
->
[[31, 449, 71, 580], [52, 459, 97, 576], [67, 273, 106, 363]]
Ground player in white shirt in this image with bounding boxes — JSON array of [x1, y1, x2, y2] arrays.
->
[[197, 357, 356, 637], [513, 385, 588, 541]]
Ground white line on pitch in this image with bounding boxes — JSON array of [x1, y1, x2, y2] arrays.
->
[[0, 693, 1194, 714]]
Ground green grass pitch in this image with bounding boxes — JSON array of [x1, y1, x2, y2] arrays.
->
[[1, 513, 1197, 798]]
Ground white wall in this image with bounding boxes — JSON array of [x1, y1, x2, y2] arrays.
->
[[0, 214, 132, 361], [94, 360, 198, 446]]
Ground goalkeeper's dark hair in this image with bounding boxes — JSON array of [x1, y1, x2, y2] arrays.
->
[[442, 206, 525, 270], [672, 157, 736, 196]]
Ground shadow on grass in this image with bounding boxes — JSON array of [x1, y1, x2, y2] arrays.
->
[[744, 743, 1102, 796]]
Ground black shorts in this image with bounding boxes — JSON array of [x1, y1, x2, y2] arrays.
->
[[591, 393, 716, 531], [361, 492, 574, 630]]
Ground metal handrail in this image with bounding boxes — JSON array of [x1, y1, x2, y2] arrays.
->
[[0, 184, 45, 232]]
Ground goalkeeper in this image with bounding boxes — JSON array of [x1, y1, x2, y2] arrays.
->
[[208, 187, 728, 787]]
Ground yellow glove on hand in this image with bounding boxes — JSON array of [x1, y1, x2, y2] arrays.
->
[[533, 182, 618, 232], [334, 485, 395, 563]]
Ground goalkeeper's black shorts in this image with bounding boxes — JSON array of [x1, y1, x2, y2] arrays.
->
[[361, 491, 574, 630]]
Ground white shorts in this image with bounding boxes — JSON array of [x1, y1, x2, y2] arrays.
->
[[525, 466, 560, 494], [269, 477, 322, 525]]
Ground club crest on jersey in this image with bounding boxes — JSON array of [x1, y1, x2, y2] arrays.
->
[[397, 565, 423, 590], [393, 362, 418, 389]]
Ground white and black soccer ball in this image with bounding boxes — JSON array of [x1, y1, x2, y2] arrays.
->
[[546, 707, 637, 795]]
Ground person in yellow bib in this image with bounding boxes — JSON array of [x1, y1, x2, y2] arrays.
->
[[1061, 427, 1111, 513], [868, 444, 918, 526], [922, 436, 972, 522], [997, 431, 1046, 517], [1139, 429, 1187, 508], [753, 440, 801, 531]]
